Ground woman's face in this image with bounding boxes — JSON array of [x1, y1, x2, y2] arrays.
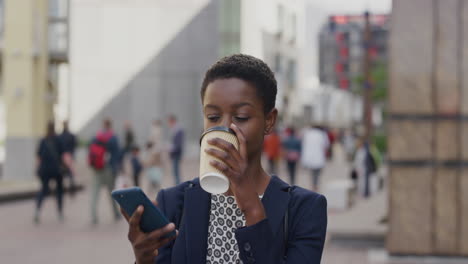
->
[[202, 78, 277, 160]]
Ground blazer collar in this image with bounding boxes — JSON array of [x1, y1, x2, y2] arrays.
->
[[183, 179, 210, 264], [183, 176, 290, 263], [261, 176, 291, 235]]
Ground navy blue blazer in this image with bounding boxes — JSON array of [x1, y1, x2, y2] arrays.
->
[[155, 176, 327, 264]]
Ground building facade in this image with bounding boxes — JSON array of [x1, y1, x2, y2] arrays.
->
[[318, 14, 389, 91], [1, 0, 69, 180]]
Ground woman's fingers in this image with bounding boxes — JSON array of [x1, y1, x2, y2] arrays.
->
[[126, 205, 177, 264], [230, 123, 248, 161], [155, 230, 178, 248], [204, 148, 238, 170], [147, 223, 176, 243], [206, 137, 241, 163], [209, 160, 237, 179], [128, 205, 144, 239], [120, 207, 130, 222]]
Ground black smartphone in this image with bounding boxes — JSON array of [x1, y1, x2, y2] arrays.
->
[[112, 187, 176, 237]]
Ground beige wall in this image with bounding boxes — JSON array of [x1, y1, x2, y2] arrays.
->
[[2, 0, 52, 180], [3, 0, 51, 138]]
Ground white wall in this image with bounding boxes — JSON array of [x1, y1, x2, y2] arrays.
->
[[299, 84, 383, 128], [67, 0, 211, 132], [240, 0, 304, 58], [240, 0, 305, 123]]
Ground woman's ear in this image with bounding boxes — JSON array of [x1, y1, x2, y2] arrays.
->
[[264, 108, 278, 135]]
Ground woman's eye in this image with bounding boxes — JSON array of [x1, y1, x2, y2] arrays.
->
[[207, 116, 220, 122], [234, 116, 249, 122]]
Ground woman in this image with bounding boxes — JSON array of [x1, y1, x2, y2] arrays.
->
[[34, 121, 65, 223], [121, 54, 327, 263]]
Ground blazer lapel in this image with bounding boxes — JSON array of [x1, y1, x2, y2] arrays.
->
[[261, 176, 291, 236], [184, 184, 211, 264]]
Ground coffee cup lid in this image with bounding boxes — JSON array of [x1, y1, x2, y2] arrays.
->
[[199, 126, 236, 145]]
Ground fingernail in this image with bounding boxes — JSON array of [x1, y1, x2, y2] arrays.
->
[[168, 223, 175, 229]]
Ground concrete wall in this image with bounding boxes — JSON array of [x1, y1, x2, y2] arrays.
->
[[388, 0, 468, 256], [69, 0, 219, 156]]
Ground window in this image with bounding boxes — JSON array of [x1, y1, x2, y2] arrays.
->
[[275, 54, 282, 73]]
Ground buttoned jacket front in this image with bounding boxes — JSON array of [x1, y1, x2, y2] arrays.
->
[[155, 176, 327, 264]]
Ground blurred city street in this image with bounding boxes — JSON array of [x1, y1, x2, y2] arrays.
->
[[0, 146, 383, 263], [2, 146, 467, 264], [0, 146, 367, 264], [3, 0, 468, 262]]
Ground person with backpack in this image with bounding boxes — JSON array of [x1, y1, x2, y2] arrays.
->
[[34, 121, 65, 224], [89, 118, 121, 224]]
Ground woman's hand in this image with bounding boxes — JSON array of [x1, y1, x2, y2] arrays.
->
[[205, 123, 266, 225], [121, 203, 178, 264]]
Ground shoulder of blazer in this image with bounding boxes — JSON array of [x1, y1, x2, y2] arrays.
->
[[267, 176, 325, 221], [287, 185, 326, 216], [157, 178, 201, 224]]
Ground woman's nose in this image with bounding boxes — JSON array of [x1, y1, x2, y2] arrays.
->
[[220, 117, 231, 128]]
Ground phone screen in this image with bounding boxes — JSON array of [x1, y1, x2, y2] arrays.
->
[[112, 187, 176, 237]]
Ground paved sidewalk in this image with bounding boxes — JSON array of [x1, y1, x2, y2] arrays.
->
[[2, 145, 466, 263]]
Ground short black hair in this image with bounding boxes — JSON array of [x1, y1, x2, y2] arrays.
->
[[201, 54, 277, 114]]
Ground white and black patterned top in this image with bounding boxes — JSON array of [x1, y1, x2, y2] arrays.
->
[[206, 194, 245, 264]]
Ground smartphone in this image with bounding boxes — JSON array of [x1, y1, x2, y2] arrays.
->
[[112, 187, 176, 237]]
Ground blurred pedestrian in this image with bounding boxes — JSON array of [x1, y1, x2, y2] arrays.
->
[[263, 128, 281, 174], [149, 119, 163, 146], [353, 138, 378, 198], [59, 120, 77, 198], [324, 127, 336, 160], [282, 127, 301, 185], [130, 146, 143, 187], [144, 141, 163, 196], [123, 120, 135, 153], [88, 118, 121, 224], [301, 124, 330, 191], [168, 115, 184, 185], [120, 120, 136, 170], [342, 129, 356, 162], [34, 121, 65, 223]]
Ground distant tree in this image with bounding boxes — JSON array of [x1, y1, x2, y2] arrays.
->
[[353, 60, 388, 102]]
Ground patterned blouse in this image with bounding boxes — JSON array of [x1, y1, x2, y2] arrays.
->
[[206, 194, 245, 264]]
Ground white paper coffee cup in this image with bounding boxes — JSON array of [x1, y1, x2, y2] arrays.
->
[[199, 126, 239, 194]]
